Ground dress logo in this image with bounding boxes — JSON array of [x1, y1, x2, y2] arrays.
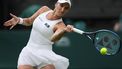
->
[[44, 23, 50, 28]]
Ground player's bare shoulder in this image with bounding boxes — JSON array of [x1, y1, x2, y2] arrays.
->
[[41, 6, 51, 12], [29, 6, 51, 22]]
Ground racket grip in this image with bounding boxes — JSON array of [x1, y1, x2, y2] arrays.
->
[[73, 28, 84, 35]]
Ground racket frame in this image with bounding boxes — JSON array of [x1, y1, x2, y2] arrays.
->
[[73, 28, 121, 55]]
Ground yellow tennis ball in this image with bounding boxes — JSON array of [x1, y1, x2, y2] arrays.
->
[[100, 47, 107, 55]]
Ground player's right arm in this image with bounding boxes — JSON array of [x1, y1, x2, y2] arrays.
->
[[4, 6, 50, 29], [50, 22, 73, 42]]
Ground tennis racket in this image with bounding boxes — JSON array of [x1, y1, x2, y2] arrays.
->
[[73, 28, 121, 55]]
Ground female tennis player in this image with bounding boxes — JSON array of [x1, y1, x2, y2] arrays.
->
[[4, 0, 73, 69]]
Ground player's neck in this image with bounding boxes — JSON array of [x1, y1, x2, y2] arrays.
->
[[46, 12, 61, 20]]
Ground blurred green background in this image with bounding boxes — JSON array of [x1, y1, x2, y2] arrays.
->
[[0, 29, 122, 69]]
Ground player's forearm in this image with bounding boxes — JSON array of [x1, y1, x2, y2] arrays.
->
[[51, 29, 66, 42], [19, 6, 50, 26], [18, 17, 33, 26], [22, 18, 33, 26]]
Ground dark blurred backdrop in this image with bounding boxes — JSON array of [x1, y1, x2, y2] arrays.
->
[[1, 0, 122, 30]]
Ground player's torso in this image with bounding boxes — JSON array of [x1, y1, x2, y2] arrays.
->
[[33, 10, 54, 39], [27, 10, 62, 47]]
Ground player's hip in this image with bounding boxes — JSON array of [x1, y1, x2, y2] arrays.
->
[[18, 46, 69, 69]]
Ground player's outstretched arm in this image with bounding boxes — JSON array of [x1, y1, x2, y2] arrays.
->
[[3, 13, 34, 29], [4, 6, 50, 29]]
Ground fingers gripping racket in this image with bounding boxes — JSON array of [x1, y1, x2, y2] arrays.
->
[[73, 28, 121, 55]]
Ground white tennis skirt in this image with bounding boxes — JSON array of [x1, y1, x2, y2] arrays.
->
[[18, 45, 69, 69]]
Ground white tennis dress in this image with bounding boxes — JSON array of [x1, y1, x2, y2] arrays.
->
[[18, 10, 69, 69]]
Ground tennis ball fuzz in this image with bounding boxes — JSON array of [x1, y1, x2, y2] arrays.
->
[[100, 47, 107, 55]]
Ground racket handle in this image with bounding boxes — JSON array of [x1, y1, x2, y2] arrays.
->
[[73, 28, 84, 35]]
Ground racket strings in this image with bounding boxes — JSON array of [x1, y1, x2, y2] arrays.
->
[[94, 31, 120, 55]]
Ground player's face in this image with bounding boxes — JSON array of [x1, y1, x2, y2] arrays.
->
[[54, 3, 70, 17]]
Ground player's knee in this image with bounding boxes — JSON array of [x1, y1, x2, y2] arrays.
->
[[40, 64, 55, 69], [18, 65, 34, 69]]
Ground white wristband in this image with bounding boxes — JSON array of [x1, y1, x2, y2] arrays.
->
[[18, 17, 23, 24]]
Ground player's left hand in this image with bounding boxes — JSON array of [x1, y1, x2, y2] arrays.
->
[[3, 13, 20, 29]]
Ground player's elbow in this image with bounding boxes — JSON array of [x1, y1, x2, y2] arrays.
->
[[50, 37, 60, 42], [51, 39, 56, 42]]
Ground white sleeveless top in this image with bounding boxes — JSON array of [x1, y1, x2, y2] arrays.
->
[[26, 10, 63, 49]]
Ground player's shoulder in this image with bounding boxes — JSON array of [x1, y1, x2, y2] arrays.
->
[[41, 6, 51, 11]]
